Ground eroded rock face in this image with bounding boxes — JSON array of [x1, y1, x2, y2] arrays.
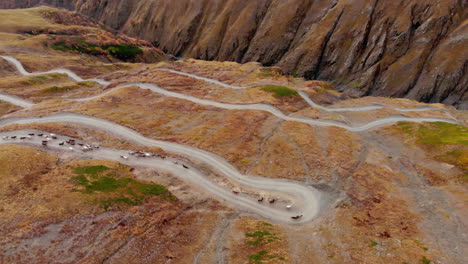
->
[[1, 0, 466, 108]]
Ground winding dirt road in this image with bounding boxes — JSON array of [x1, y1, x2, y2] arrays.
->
[[158, 67, 444, 113], [0, 120, 320, 224], [0, 55, 461, 224], [0, 56, 458, 131]]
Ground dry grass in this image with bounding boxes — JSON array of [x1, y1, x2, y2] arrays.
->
[[0, 144, 221, 264], [0, 146, 174, 229], [0, 145, 82, 227], [0, 74, 107, 102], [0, 145, 57, 195], [0, 7, 60, 33], [228, 217, 289, 264], [118, 64, 308, 114], [0, 101, 20, 115], [0, 7, 99, 35]]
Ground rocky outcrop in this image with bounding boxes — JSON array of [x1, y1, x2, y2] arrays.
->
[[1, 0, 466, 108]]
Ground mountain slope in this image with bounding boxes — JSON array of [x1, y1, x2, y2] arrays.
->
[[0, 6, 467, 263]]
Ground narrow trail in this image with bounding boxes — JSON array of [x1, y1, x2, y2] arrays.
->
[[297, 91, 441, 112], [0, 55, 111, 86], [0, 92, 34, 108], [157, 67, 445, 113], [105, 82, 459, 132], [213, 212, 239, 264]]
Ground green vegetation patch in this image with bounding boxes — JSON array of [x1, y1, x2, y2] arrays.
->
[[249, 250, 268, 264], [27, 73, 64, 85], [437, 149, 468, 171], [369, 240, 379, 247], [71, 165, 174, 209], [246, 230, 279, 246], [29, 75, 48, 82], [105, 44, 143, 60], [258, 71, 273, 78], [261, 85, 298, 97], [51, 42, 75, 52], [41, 81, 93, 94], [398, 122, 468, 147], [78, 81, 94, 87], [397, 122, 468, 179], [248, 250, 285, 264], [52, 38, 143, 60], [74, 165, 110, 175], [421, 256, 432, 264], [244, 222, 286, 263], [43, 85, 69, 93], [42, 85, 74, 94]]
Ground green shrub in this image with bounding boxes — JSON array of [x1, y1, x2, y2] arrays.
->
[[397, 122, 468, 175], [135, 182, 169, 196], [262, 85, 298, 97], [30, 75, 48, 81], [437, 149, 468, 171], [78, 81, 94, 87], [52, 40, 143, 60], [421, 256, 432, 264], [28, 73, 65, 85], [369, 240, 379, 247], [249, 250, 268, 264], [105, 44, 143, 60], [42, 85, 74, 93], [51, 42, 72, 52], [248, 250, 285, 264], [43, 86, 62, 93], [28, 75, 49, 84], [261, 85, 298, 97], [71, 174, 88, 186]]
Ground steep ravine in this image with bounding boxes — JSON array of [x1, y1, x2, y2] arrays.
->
[[1, 0, 467, 109]]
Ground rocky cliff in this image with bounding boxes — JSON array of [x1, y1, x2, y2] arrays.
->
[[1, 0, 467, 108]]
